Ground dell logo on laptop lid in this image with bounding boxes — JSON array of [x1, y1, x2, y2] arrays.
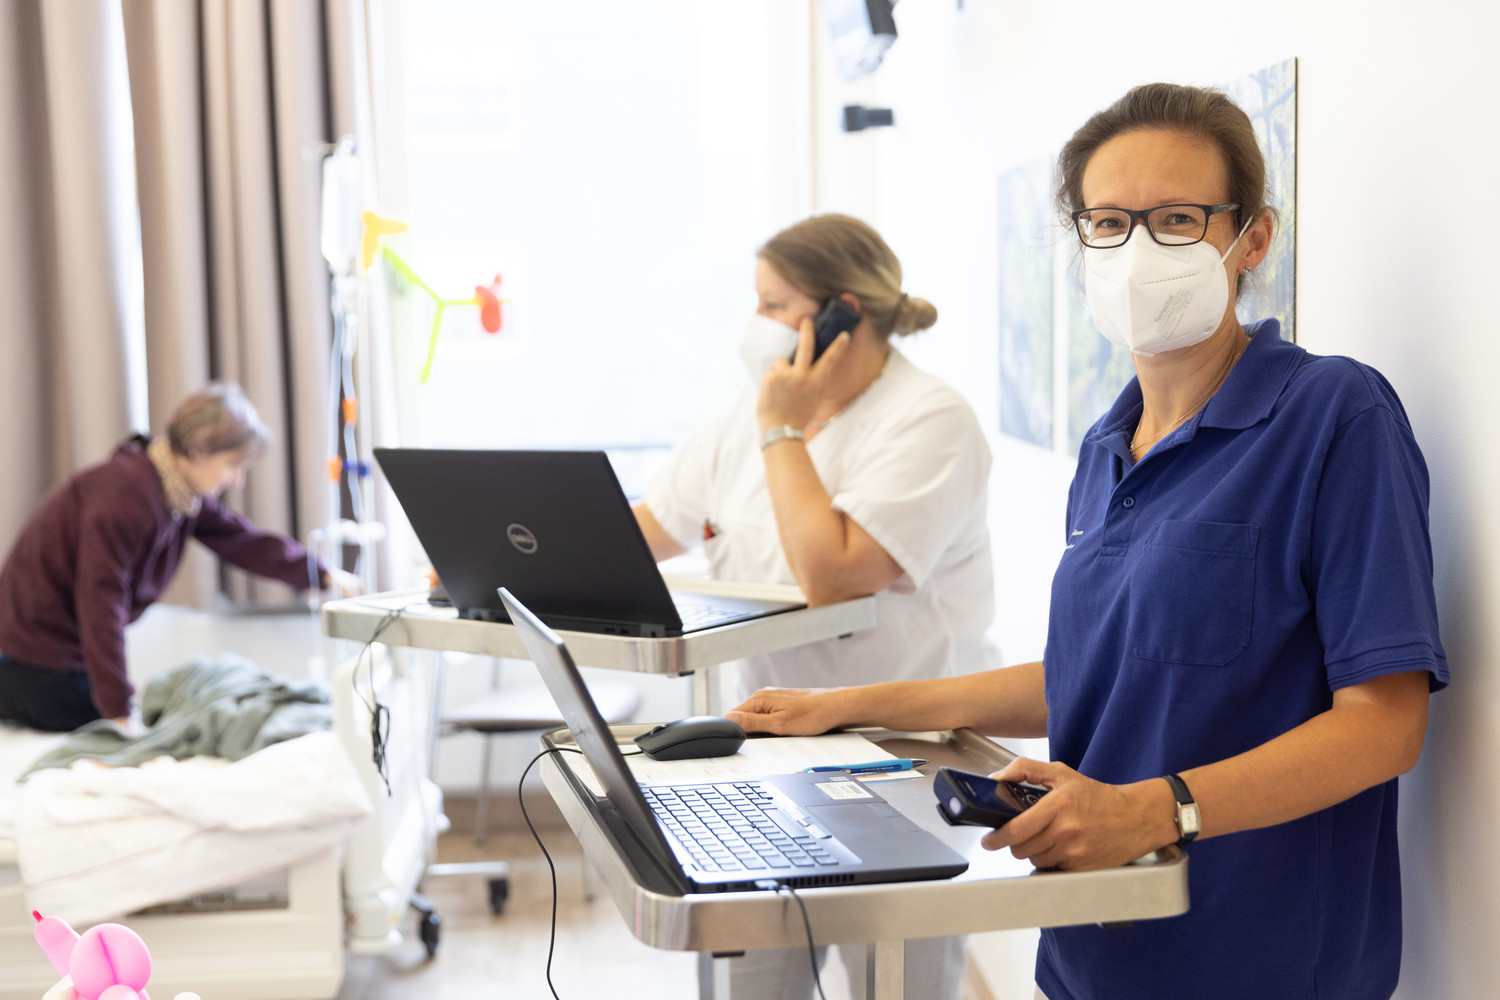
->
[[507, 523, 538, 554]]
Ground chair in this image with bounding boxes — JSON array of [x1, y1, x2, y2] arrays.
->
[[441, 676, 642, 844], [430, 657, 641, 914]]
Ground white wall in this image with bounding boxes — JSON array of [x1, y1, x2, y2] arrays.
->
[[804, 1, 1499, 996]]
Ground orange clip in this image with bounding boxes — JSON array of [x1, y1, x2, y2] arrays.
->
[[326, 457, 343, 482], [342, 397, 359, 425]]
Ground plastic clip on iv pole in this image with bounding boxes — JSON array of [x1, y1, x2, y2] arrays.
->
[[803, 758, 926, 775]]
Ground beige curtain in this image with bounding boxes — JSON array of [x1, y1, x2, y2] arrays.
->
[[126, 0, 351, 606], [0, 1, 137, 553], [0, 0, 386, 607]]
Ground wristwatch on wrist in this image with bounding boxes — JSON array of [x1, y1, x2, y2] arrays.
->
[[1162, 773, 1200, 845], [759, 425, 805, 450]]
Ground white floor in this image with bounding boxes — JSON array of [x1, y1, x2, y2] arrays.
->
[[337, 825, 707, 998]]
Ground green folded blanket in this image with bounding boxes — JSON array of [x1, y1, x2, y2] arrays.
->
[[25, 654, 333, 774]]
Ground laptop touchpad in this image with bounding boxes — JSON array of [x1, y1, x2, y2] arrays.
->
[[809, 801, 921, 834]]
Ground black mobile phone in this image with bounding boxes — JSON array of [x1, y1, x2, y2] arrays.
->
[[932, 766, 1048, 828], [792, 297, 861, 363]]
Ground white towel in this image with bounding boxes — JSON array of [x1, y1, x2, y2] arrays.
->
[[15, 731, 372, 923]]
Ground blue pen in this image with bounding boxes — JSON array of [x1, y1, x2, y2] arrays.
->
[[803, 758, 927, 775]]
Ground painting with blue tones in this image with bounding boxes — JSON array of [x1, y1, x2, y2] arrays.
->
[[997, 157, 1056, 449], [1225, 58, 1297, 341]]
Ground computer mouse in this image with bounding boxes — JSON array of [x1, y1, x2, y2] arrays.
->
[[633, 716, 746, 761]]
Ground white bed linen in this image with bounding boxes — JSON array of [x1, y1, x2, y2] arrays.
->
[[14, 731, 371, 924], [0, 728, 66, 841]]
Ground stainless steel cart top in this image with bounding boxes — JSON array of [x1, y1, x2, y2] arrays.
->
[[540, 724, 1189, 955], [320, 579, 876, 677]]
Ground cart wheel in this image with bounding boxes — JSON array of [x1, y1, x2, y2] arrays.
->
[[419, 908, 441, 958], [487, 876, 509, 915]]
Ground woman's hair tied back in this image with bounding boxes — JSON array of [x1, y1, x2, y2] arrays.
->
[[759, 213, 938, 338]]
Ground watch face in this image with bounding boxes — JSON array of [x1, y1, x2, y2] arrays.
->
[[1181, 802, 1202, 834]]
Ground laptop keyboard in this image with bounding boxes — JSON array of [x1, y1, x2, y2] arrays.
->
[[642, 782, 846, 873], [671, 602, 753, 629]]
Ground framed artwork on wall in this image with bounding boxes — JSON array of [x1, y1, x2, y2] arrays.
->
[[996, 157, 1055, 450], [1226, 57, 1298, 342]]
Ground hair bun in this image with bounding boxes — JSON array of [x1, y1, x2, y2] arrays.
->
[[893, 293, 938, 336]]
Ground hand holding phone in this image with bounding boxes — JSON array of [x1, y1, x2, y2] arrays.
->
[[932, 766, 1048, 828], [792, 297, 860, 364]]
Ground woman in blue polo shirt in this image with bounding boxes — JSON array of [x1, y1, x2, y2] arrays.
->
[[726, 82, 1447, 1000]]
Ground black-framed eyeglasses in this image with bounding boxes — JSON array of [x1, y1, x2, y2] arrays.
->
[[1071, 202, 1240, 249]]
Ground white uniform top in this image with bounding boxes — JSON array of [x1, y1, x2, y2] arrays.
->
[[645, 349, 997, 700]]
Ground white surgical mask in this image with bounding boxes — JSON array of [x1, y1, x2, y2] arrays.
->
[[1083, 218, 1252, 357], [738, 313, 799, 379]]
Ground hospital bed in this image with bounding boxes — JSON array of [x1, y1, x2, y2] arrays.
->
[[0, 645, 444, 1000]]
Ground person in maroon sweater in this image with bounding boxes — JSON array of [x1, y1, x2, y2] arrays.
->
[[0, 382, 357, 732]]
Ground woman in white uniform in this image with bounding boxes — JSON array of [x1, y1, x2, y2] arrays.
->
[[633, 213, 994, 999]]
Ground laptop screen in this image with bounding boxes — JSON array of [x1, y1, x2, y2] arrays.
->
[[374, 447, 803, 637], [497, 587, 686, 870], [374, 447, 681, 631]]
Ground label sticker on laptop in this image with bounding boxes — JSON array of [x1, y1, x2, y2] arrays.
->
[[813, 779, 874, 801]]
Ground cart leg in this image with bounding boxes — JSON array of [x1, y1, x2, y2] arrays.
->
[[691, 664, 719, 717], [698, 951, 734, 999], [848, 940, 904, 1000]]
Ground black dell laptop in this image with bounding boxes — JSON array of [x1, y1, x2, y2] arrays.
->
[[374, 448, 804, 637], [500, 587, 970, 894]]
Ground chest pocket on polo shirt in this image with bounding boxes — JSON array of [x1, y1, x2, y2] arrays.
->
[[1130, 519, 1258, 667]]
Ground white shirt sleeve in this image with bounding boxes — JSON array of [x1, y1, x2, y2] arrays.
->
[[644, 391, 754, 551], [829, 386, 991, 592]]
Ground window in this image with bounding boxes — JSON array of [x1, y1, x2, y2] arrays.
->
[[387, 0, 811, 497]]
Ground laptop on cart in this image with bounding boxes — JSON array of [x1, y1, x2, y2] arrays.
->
[[374, 447, 803, 637], [500, 586, 969, 893]]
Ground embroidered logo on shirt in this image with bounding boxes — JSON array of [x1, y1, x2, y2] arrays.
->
[[1065, 529, 1084, 551]]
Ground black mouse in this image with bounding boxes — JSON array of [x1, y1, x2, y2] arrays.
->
[[633, 716, 746, 761]]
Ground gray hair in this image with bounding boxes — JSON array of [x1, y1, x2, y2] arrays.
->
[[165, 382, 271, 459]]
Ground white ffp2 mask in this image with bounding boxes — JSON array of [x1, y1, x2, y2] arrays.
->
[[1083, 218, 1252, 357], [738, 313, 799, 379]]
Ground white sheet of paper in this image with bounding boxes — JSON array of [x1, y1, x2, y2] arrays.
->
[[560, 732, 899, 797]]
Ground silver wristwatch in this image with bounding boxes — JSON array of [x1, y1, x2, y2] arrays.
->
[[1163, 773, 1200, 845]]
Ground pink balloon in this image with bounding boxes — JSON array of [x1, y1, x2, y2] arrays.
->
[[98, 986, 144, 1000], [71, 924, 152, 997]]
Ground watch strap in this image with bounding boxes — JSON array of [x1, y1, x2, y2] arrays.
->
[[759, 425, 805, 450], [1162, 772, 1199, 845]]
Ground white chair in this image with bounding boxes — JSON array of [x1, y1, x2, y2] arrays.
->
[[441, 677, 642, 845], [430, 662, 640, 914]]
